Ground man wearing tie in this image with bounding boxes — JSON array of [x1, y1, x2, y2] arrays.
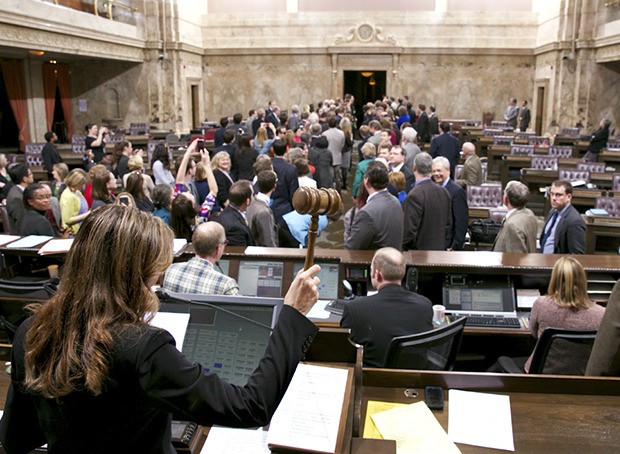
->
[[540, 180, 586, 254]]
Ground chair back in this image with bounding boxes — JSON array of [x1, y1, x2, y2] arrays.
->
[[25, 143, 45, 167], [0, 205, 11, 234], [576, 162, 606, 173], [129, 122, 148, 135], [0, 279, 53, 343], [595, 197, 620, 217], [548, 146, 574, 158], [493, 135, 513, 146], [560, 127, 580, 137], [530, 156, 558, 170], [612, 173, 620, 191], [559, 168, 590, 183], [510, 145, 534, 156], [383, 317, 467, 371], [467, 184, 503, 208], [528, 327, 598, 375]]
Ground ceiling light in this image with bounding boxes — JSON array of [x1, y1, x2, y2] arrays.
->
[[28, 50, 45, 56], [361, 71, 374, 78]]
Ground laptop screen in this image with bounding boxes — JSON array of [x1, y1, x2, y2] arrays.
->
[[159, 293, 283, 386], [442, 276, 516, 315], [292, 261, 340, 300], [237, 260, 284, 297]]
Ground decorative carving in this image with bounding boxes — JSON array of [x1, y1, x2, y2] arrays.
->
[[334, 22, 397, 46]]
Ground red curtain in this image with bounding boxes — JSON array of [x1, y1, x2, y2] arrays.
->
[[56, 64, 72, 140], [0, 59, 29, 151], [42, 63, 72, 140], [42, 62, 57, 131]]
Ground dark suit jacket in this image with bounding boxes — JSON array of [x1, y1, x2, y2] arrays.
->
[[394, 165, 415, 194], [215, 205, 254, 246], [271, 157, 299, 223], [42, 142, 62, 177], [213, 169, 233, 208], [0, 307, 317, 454], [416, 112, 430, 143], [543, 204, 586, 254], [340, 284, 433, 367], [6, 185, 26, 235], [520, 107, 531, 131], [428, 114, 439, 137], [443, 179, 468, 250], [429, 133, 461, 179], [214, 127, 227, 148], [588, 127, 610, 154], [586, 279, 620, 376], [402, 179, 452, 251], [345, 190, 404, 251]]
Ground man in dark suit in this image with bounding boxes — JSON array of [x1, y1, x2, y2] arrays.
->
[[428, 105, 439, 137], [340, 247, 433, 367], [6, 163, 33, 235], [402, 152, 452, 251], [345, 161, 404, 251], [519, 100, 531, 131], [431, 156, 468, 251], [213, 117, 229, 148], [428, 121, 460, 179], [415, 104, 429, 144], [388, 145, 415, 193], [270, 139, 299, 224], [215, 180, 254, 247], [42, 131, 62, 179], [540, 179, 586, 254]]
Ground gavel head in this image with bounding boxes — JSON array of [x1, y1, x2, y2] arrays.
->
[[293, 187, 342, 217]]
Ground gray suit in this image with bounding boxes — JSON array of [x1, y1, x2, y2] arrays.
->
[[542, 204, 586, 254], [246, 196, 278, 247], [345, 190, 404, 251], [493, 207, 538, 253], [6, 185, 26, 235]]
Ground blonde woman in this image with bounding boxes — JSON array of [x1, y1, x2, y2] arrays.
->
[[123, 154, 154, 199], [211, 151, 234, 208], [253, 123, 276, 155], [339, 117, 354, 190], [524, 257, 605, 373], [60, 168, 90, 234]]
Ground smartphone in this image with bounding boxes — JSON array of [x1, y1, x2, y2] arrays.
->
[[424, 386, 445, 410], [196, 139, 205, 151]]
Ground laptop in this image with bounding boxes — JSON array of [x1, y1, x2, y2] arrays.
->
[[442, 275, 522, 328]]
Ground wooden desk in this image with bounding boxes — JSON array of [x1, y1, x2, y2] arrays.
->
[[585, 215, 620, 254], [599, 150, 620, 168], [361, 369, 620, 453], [499, 156, 581, 188]]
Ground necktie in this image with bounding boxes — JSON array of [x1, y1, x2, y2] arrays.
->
[[540, 211, 559, 252]]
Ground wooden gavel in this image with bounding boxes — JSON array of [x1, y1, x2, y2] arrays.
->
[[292, 187, 342, 270]]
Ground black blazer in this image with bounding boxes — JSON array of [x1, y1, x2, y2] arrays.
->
[[429, 133, 461, 179], [588, 127, 610, 154], [271, 158, 299, 223], [416, 112, 430, 143], [216, 205, 254, 247], [444, 179, 469, 250], [340, 284, 433, 367], [213, 169, 233, 208], [0, 307, 318, 453]]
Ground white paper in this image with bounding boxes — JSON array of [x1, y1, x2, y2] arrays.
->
[[5, 235, 52, 249], [448, 389, 514, 451], [267, 363, 349, 453], [173, 238, 187, 255], [38, 239, 74, 255], [0, 235, 21, 246], [150, 312, 190, 352], [516, 289, 540, 310], [306, 299, 331, 320], [202, 427, 270, 454]]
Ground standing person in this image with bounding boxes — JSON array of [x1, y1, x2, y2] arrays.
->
[[50, 163, 69, 199], [402, 153, 452, 251], [90, 170, 117, 210], [6, 164, 33, 234], [253, 123, 277, 155], [215, 180, 254, 247], [123, 155, 154, 199], [270, 140, 299, 224], [112, 140, 134, 181], [59, 168, 90, 235], [519, 100, 531, 131], [232, 133, 259, 181], [340, 247, 433, 367], [428, 121, 460, 179], [456, 142, 483, 188], [492, 181, 538, 253], [583, 119, 611, 163], [587, 279, 620, 376], [540, 179, 586, 254], [211, 151, 235, 209], [339, 117, 354, 191], [322, 117, 345, 191], [345, 161, 404, 251], [246, 170, 278, 247], [311, 136, 334, 190], [415, 104, 429, 144], [84, 123, 108, 164], [42, 132, 62, 179], [503, 98, 519, 129], [0, 205, 320, 453], [401, 127, 421, 172], [152, 183, 173, 225], [428, 105, 439, 137], [0, 153, 12, 202], [151, 144, 174, 186], [125, 172, 154, 213]]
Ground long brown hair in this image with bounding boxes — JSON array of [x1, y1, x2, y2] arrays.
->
[[24, 205, 173, 398], [547, 256, 592, 310]]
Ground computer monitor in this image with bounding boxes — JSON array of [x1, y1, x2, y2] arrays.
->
[[159, 292, 283, 386], [442, 276, 516, 315], [292, 261, 340, 300], [215, 258, 230, 277], [237, 260, 284, 297]]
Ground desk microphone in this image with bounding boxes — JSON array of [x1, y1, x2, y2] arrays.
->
[[154, 289, 274, 332]]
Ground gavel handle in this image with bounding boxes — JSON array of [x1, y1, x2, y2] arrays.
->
[[304, 214, 319, 270]]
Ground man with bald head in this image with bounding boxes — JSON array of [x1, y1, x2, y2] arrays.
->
[[456, 141, 482, 188], [340, 247, 433, 367], [163, 221, 239, 295]]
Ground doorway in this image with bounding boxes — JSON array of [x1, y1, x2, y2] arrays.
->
[[535, 85, 545, 136], [191, 84, 200, 129], [343, 70, 387, 127], [0, 68, 19, 151]]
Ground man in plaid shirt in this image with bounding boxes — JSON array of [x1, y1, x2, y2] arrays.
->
[[162, 222, 239, 295]]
